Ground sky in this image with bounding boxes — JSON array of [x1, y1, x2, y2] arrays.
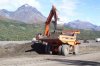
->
[[0, 0, 100, 25]]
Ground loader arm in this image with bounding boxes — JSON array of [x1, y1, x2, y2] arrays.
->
[[44, 5, 58, 36]]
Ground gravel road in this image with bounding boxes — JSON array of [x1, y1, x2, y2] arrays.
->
[[0, 52, 100, 66]]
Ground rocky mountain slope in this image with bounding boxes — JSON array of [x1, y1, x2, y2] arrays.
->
[[64, 20, 100, 31], [0, 4, 46, 24]]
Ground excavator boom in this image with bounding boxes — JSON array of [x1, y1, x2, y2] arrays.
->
[[44, 5, 58, 36]]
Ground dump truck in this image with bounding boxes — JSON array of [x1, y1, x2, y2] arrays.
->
[[33, 5, 80, 56]]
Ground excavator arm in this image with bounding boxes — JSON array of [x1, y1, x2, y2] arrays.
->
[[44, 5, 58, 36]]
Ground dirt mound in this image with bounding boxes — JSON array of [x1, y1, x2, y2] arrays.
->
[[0, 42, 38, 58]]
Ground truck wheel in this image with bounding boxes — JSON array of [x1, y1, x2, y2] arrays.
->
[[74, 45, 79, 55], [62, 45, 69, 56], [45, 45, 51, 54], [58, 45, 62, 55]]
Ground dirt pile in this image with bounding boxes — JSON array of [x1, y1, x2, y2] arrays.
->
[[0, 42, 38, 58]]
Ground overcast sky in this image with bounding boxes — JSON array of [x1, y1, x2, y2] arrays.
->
[[0, 0, 100, 25]]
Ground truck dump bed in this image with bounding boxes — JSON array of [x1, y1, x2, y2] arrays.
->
[[39, 32, 62, 45]]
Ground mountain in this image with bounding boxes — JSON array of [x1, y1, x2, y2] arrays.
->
[[0, 5, 100, 31], [64, 20, 100, 31], [0, 4, 46, 24], [0, 9, 12, 19]]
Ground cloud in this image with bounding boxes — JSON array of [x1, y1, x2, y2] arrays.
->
[[50, 0, 79, 16], [60, 0, 79, 16], [0, 0, 41, 11], [50, 0, 80, 23]]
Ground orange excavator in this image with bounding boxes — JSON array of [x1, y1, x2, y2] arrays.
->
[[44, 5, 58, 36], [35, 5, 80, 56]]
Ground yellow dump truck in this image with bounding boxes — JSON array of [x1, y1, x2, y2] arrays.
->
[[34, 5, 80, 56]]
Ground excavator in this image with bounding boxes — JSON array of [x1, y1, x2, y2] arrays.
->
[[34, 5, 80, 56]]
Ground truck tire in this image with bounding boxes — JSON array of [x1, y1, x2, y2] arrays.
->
[[45, 45, 51, 54], [58, 45, 62, 55], [62, 45, 69, 56], [74, 45, 79, 55]]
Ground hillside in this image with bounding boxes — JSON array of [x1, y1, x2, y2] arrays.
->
[[0, 19, 100, 41], [78, 30, 100, 40], [64, 26, 100, 40], [0, 19, 44, 41]]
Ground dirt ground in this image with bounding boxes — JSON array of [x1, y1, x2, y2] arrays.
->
[[0, 40, 100, 66], [0, 52, 100, 66]]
